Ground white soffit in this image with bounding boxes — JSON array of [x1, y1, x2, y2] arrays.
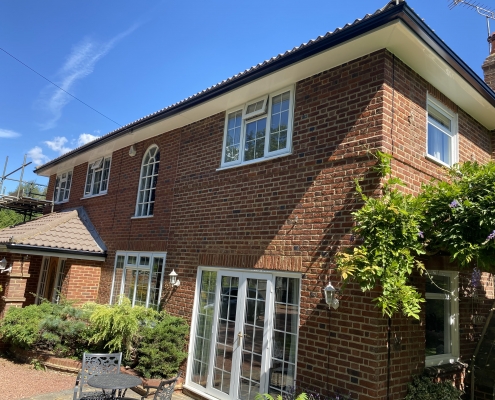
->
[[39, 20, 495, 176]]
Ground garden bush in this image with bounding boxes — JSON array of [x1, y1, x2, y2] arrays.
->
[[0, 298, 189, 378], [404, 375, 463, 400], [0, 301, 55, 348], [133, 312, 189, 379], [88, 298, 160, 361]]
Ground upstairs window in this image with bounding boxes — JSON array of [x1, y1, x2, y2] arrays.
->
[[425, 271, 459, 367], [53, 171, 72, 203], [221, 87, 294, 168], [135, 145, 160, 217], [426, 97, 458, 166], [84, 156, 111, 197]]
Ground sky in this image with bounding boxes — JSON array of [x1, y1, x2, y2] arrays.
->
[[1, 0, 494, 194]]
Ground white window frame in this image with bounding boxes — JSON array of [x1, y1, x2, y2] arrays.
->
[[53, 170, 72, 203], [109, 251, 167, 310], [425, 270, 459, 367], [134, 145, 160, 217], [220, 86, 294, 168], [186, 266, 301, 399], [84, 156, 111, 197], [426, 95, 458, 167]]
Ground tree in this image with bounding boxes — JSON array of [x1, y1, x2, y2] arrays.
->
[[336, 152, 495, 319]]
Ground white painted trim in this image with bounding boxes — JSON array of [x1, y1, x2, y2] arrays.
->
[[426, 94, 458, 167], [220, 85, 294, 168], [425, 270, 460, 367], [186, 266, 301, 399], [84, 155, 112, 197], [1, 247, 105, 261]]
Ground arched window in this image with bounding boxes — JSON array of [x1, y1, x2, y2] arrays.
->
[[135, 145, 160, 217]]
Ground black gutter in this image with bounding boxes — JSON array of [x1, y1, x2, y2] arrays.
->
[[34, 0, 495, 174], [5, 243, 106, 259]]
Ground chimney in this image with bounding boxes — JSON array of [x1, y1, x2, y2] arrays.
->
[[482, 32, 495, 91]]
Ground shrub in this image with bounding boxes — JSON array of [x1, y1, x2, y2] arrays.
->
[[133, 312, 189, 379], [0, 302, 55, 348], [88, 298, 159, 361], [405, 375, 463, 400]]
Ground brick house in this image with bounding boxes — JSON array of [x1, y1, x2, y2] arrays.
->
[[1, 1, 495, 399]]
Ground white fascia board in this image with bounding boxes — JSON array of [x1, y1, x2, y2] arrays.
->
[[37, 20, 495, 177]]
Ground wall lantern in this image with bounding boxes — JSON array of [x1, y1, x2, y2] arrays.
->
[[169, 269, 180, 287], [324, 282, 339, 310], [0, 257, 12, 274]]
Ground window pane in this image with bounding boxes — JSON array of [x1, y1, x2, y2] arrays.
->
[[269, 92, 290, 153], [428, 122, 451, 164], [191, 270, 217, 387], [425, 298, 450, 356], [244, 118, 266, 161], [85, 169, 93, 195], [270, 276, 299, 399], [225, 111, 242, 163], [426, 275, 450, 294], [136, 146, 160, 216], [111, 255, 126, 304], [428, 105, 451, 130]]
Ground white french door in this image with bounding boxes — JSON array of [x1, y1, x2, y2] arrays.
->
[[188, 268, 300, 400]]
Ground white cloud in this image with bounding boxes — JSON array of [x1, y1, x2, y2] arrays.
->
[[77, 133, 100, 146], [45, 136, 72, 155], [0, 128, 21, 138], [39, 26, 138, 130], [27, 146, 50, 166]]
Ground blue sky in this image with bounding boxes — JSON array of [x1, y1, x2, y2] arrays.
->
[[1, 0, 493, 194]]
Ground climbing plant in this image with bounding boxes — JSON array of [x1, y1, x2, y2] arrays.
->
[[335, 152, 495, 319]]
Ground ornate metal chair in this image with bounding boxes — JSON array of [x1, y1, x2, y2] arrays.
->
[[140, 372, 181, 400], [73, 352, 123, 400]]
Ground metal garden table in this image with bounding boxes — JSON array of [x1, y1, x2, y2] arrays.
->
[[87, 374, 142, 399]]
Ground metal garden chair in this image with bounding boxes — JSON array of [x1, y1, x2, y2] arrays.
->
[[139, 372, 181, 400], [73, 352, 123, 400]]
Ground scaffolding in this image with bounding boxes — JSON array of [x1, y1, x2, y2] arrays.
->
[[0, 155, 53, 222]]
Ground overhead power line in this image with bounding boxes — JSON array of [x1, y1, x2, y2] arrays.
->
[[0, 47, 122, 127]]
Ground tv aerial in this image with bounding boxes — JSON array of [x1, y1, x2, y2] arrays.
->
[[449, 0, 495, 53]]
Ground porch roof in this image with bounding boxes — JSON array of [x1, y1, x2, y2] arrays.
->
[[0, 207, 106, 260]]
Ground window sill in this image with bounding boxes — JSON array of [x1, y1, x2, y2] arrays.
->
[[425, 355, 461, 368], [217, 151, 292, 171], [131, 215, 154, 219], [424, 361, 467, 376], [81, 192, 108, 200], [54, 200, 69, 205], [425, 153, 454, 169]]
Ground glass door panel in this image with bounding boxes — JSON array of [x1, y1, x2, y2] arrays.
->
[[239, 278, 268, 400], [213, 276, 239, 395], [134, 270, 150, 307]]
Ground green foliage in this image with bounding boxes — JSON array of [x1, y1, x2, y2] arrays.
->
[[420, 161, 495, 269], [0, 302, 54, 348], [88, 297, 159, 358], [404, 375, 463, 400], [336, 152, 426, 318], [0, 298, 189, 379], [255, 393, 308, 400], [0, 209, 24, 229], [37, 302, 93, 357], [133, 312, 189, 379], [336, 153, 495, 319]]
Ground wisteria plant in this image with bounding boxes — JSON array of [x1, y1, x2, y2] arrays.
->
[[336, 152, 495, 319]]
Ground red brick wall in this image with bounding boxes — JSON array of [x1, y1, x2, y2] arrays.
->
[[44, 49, 493, 399], [64, 260, 102, 304]]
